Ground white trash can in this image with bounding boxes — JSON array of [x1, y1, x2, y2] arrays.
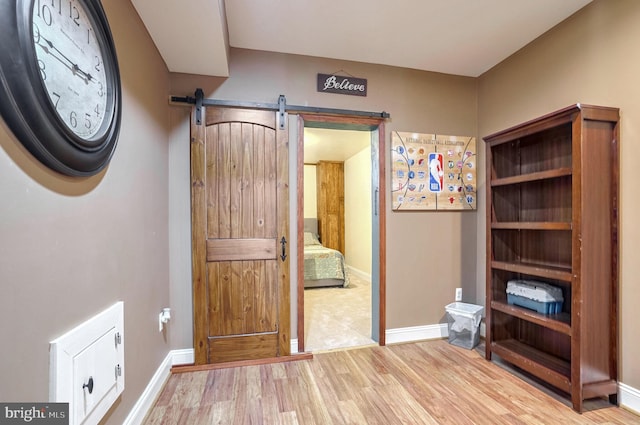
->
[[445, 302, 483, 349]]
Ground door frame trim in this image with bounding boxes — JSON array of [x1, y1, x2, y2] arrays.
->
[[296, 113, 386, 353]]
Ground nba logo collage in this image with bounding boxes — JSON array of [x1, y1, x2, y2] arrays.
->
[[391, 131, 477, 211]]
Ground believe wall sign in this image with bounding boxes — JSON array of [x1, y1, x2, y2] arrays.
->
[[317, 73, 367, 96]]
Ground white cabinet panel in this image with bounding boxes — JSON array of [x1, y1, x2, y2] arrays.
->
[[50, 302, 124, 425]]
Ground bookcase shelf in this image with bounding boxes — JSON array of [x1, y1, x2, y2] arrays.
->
[[491, 301, 571, 335], [490, 339, 571, 394], [490, 167, 572, 187], [484, 104, 619, 412], [490, 261, 572, 282], [491, 222, 572, 230]]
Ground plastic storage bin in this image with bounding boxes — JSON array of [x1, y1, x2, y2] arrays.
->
[[506, 280, 564, 314], [445, 302, 483, 349]]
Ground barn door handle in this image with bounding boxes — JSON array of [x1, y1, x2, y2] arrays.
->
[[280, 236, 287, 261]]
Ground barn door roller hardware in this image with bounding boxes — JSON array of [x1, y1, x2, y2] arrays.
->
[[171, 89, 391, 129]]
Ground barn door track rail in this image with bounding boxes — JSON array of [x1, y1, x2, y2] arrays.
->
[[171, 88, 390, 129]]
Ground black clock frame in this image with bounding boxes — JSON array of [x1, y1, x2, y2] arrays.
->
[[0, 0, 121, 177]]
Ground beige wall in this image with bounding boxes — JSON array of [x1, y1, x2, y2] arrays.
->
[[169, 48, 478, 340], [303, 165, 318, 219], [477, 0, 640, 388], [0, 1, 172, 423], [344, 146, 372, 275]]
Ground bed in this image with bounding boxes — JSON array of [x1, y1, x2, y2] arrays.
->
[[303, 218, 349, 288]]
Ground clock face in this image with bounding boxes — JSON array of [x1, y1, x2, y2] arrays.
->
[[31, 0, 109, 143], [0, 0, 121, 176]]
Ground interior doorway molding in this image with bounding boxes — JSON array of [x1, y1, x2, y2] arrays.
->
[[297, 113, 387, 353]]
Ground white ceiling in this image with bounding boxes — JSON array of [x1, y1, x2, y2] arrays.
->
[[304, 128, 371, 163], [132, 0, 592, 78]]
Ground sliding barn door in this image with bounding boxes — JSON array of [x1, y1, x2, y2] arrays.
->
[[191, 107, 290, 364]]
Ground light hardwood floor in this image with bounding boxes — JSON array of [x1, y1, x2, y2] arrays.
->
[[144, 340, 640, 424]]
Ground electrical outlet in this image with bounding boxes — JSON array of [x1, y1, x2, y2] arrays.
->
[[455, 288, 462, 301]]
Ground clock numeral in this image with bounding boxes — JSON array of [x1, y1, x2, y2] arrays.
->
[[36, 1, 53, 26], [51, 92, 61, 109], [69, 3, 80, 26], [69, 111, 77, 128], [98, 82, 104, 97], [94, 56, 102, 73], [50, 0, 62, 15], [37, 59, 47, 81], [33, 23, 41, 44], [94, 104, 101, 117], [84, 113, 92, 129]]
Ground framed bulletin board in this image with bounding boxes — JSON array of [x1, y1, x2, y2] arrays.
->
[[391, 131, 477, 211]]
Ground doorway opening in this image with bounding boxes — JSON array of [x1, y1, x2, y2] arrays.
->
[[302, 127, 374, 352], [296, 114, 386, 353]]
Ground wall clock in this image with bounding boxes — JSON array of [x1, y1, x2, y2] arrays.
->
[[0, 0, 121, 177]]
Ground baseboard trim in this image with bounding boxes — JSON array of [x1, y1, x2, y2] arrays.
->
[[122, 352, 172, 425], [620, 382, 640, 415], [122, 349, 194, 425], [345, 265, 371, 282], [384, 321, 493, 345], [171, 348, 195, 366], [385, 323, 448, 345]]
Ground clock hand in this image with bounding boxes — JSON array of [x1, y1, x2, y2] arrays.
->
[[40, 36, 93, 82], [36, 42, 82, 80], [72, 64, 94, 82]]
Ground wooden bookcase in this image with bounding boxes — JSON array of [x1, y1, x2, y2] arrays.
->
[[484, 104, 619, 412]]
